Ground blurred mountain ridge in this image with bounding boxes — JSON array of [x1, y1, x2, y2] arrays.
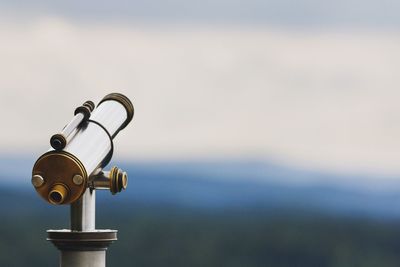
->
[[2, 156, 400, 219]]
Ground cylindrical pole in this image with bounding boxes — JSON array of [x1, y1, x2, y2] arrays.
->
[[71, 188, 96, 231], [61, 189, 104, 267], [61, 251, 106, 267]]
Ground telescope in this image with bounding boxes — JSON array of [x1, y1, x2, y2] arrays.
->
[[31, 93, 134, 267]]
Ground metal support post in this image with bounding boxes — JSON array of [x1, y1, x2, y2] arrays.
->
[[48, 189, 117, 267]]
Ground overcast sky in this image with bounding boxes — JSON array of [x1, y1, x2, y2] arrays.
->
[[0, 1, 399, 177], [0, 0, 400, 28]]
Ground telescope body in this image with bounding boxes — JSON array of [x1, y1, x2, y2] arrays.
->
[[31, 93, 133, 267], [32, 93, 133, 205]]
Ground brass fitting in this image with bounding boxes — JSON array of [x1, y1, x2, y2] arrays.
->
[[48, 184, 69, 204], [91, 166, 128, 195]]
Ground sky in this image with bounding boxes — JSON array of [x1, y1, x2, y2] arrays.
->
[[0, 0, 400, 28], [0, 1, 399, 177]]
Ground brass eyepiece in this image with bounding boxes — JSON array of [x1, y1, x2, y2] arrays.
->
[[50, 134, 67, 150], [48, 184, 69, 205]]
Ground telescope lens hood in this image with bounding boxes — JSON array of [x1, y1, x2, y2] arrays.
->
[[98, 93, 134, 130]]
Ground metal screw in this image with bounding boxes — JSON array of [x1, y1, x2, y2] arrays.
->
[[122, 172, 128, 190], [32, 175, 44, 187], [72, 174, 84, 185]]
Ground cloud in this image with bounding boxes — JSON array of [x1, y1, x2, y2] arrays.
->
[[0, 17, 399, 176]]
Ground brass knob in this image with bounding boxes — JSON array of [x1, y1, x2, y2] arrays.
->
[[109, 166, 128, 195]]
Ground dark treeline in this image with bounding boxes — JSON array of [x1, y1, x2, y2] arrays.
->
[[2, 206, 400, 267]]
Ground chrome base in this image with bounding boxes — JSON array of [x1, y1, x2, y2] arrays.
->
[[61, 250, 105, 267], [47, 230, 117, 267]]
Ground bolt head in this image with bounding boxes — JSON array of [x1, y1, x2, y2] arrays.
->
[[32, 175, 44, 187], [122, 172, 128, 190], [72, 174, 84, 185]]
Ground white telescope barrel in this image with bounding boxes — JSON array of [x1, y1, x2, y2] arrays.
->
[[64, 100, 126, 176], [62, 112, 84, 140]]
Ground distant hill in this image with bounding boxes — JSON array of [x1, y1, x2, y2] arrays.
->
[[2, 158, 400, 219]]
